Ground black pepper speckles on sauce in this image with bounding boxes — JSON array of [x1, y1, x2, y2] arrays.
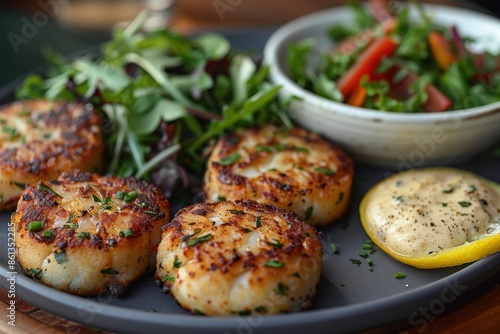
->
[[364, 169, 500, 256]]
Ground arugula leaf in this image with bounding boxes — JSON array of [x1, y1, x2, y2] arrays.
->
[[287, 38, 315, 88], [14, 12, 292, 196]]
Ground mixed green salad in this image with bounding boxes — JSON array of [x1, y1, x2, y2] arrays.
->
[[287, 0, 500, 112], [15, 12, 291, 199]]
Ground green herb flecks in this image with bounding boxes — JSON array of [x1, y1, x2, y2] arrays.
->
[[173, 256, 182, 268], [255, 216, 262, 228], [216, 152, 241, 166], [37, 183, 62, 198], [101, 268, 119, 275], [43, 229, 53, 238], [187, 233, 213, 247], [313, 167, 335, 175], [123, 228, 133, 237], [26, 268, 42, 280], [54, 250, 68, 264], [350, 259, 362, 266], [161, 275, 176, 283], [264, 260, 285, 268], [275, 282, 289, 296], [330, 242, 340, 254], [265, 239, 283, 249], [305, 206, 313, 220], [27, 221, 43, 232], [394, 271, 406, 279], [76, 232, 91, 239]]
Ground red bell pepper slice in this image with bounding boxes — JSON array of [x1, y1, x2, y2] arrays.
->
[[337, 36, 398, 99]]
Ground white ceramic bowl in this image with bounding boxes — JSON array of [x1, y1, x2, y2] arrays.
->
[[263, 4, 500, 170]]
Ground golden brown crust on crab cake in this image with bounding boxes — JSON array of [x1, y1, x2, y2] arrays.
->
[[155, 200, 322, 316], [203, 125, 353, 226], [0, 99, 104, 211], [13, 170, 169, 296]]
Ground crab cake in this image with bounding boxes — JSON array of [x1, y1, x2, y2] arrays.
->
[[155, 200, 322, 316], [0, 99, 104, 211], [203, 125, 353, 226], [13, 170, 169, 296]]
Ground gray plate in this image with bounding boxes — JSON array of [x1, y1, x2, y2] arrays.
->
[[1, 29, 500, 334]]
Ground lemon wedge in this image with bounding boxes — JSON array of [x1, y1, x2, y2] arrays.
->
[[359, 167, 500, 269]]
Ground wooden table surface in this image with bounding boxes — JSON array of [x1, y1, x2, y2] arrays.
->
[[1, 1, 500, 333]]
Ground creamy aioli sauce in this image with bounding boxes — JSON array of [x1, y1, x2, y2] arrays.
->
[[365, 169, 500, 256]]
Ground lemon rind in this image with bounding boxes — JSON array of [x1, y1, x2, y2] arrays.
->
[[359, 167, 500, 269]]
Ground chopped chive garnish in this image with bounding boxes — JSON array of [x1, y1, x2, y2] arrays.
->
[[181, 228, 201, 242], [76, 232, 91, 239], [173, 256, 182, 268], [394, 271, 406, 279], [243, 228, 253, 233], [275, 283, 289, 296], [54, 250, 67, 264], [124, 191, 138, 202], [101, 268, 119, 275], [265, 239, 283, 249], [366, 258, 374, 266], [161, 275, 175, 283], [123, 228, 133, 237], [442, 187, 453, 194], [304, 232, 311, 237], [144, 210, 157, 215], [255, 216, 262, 228], [194, 309, 205, 315], [458, 201, 471, 207], [37, 183, 62, 198], [305, 206, 313, 220], [217, 196, 226, 201], [115, 191, 125, 199], [441, 202, 448, 207], [264, 260, 285, 268], [393, 196, 404, 202], [26, 268, 42, 280], [313, 167, 335, 175], [92, 194, 102, 203], [119, 231, 125, 237], [14, 182, 26, 190], [350, 259, 361, 266], [27, 221, 43, 232], [187, 234, 213, 247], [358, 250, 368, 257], [216, 152, 241, 166], [291, 146, 309, 153], [362, 243, 373, 250], [330, 242, 339, 254], [43, 229, 53, 238]]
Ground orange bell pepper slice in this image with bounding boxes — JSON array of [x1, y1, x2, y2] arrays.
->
[[428, 31, 457, 71]]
